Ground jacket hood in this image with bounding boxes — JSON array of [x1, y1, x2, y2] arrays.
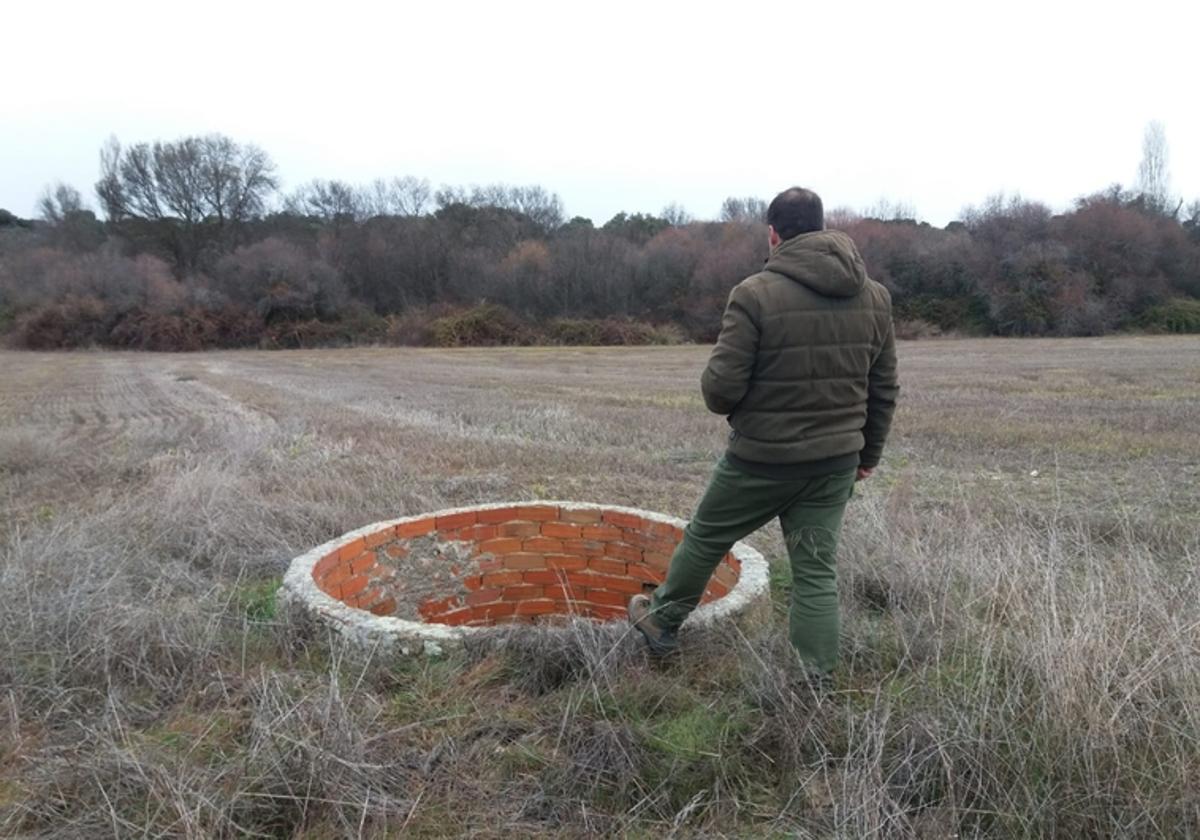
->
[[764, 229, 867, 298]]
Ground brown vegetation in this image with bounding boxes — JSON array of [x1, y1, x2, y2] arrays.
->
[[2, 133, 1198, 351], [0, 338, 1197, 836]]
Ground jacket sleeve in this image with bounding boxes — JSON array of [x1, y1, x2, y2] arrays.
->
[[700, 282, 760, 415], [859, 316, 899, 469]]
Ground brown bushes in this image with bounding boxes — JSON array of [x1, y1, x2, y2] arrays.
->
[[3, 295, 681, 352], [108, 306, 264, 351], [5, 176, 1199, 350], [10, 295, 112, 349]]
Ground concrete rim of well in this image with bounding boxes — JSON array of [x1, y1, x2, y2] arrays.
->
[[280, 501, 770, 655]]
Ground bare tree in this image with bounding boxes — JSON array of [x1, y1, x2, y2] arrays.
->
[[37, 182, 103, 251], [108, 141, 162, 220], [434, 184, 470, 208], [719, 196, 767, 224], [152, 137, 207, 227], [863, 198, 917, 222], [201, 135, 276, 229], [507, 185, 564, 232], [366, 176, 432, 217], [287, 175, 436, 222], [95, 135, 125, 221], [286, 179, 365, 221], [1135, 120, 1177, 216], [93, 134, 278, 268], [37, 183, 86, 223], [660, 203, 693, 226], [434, 183, 564, 231], [825, 206, 862, 230]]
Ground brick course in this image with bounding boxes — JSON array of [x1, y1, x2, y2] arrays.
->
[[541, 521, 582, 539], [395, 518, 435, 538], [516, 504, 560, 521]]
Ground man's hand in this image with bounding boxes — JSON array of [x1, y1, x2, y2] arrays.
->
[[856, 466, 874, 482]]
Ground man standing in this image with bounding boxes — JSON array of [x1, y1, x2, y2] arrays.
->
[[628, 187, 899, 676]]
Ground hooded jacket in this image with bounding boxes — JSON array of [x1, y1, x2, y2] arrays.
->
[[700, 229, 899, 470]]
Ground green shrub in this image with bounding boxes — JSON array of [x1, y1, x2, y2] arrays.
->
[[1137, 298, 1200, 333], [545, 318, 605, 346], [894, 294, 990, 333], [428, 304, 534, 347]]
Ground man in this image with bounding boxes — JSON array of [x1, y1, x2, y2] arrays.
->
[[628, 187, 899, 677]]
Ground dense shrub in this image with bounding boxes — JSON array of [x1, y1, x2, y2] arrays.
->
[[1137, 298, 1200, 333], [109, 306, 263, 351], [10, 295, 113, 349], [428, 304, 534, 347], [893, 319, 944, 340], [544, 318, 606, 346], [212, 238, 347, 323], [0, 248, 182, 314], [383, 305, 453, 346], [893, 295, 990, 333], [645, 321, 687, 345], [261, 308, 388, 349]]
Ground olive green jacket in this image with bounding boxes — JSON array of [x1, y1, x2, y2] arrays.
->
[[700, 229, 899, 469]]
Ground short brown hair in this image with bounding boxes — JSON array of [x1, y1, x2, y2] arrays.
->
[[767, 187, 824, 240]]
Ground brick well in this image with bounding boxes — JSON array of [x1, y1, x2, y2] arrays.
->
[[282, 502, 768, 654]]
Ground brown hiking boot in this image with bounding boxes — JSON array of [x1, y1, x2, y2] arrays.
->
[[627, 594, 678, 656]]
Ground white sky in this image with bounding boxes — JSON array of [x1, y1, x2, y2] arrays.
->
[[3, 0, 1197, 226]]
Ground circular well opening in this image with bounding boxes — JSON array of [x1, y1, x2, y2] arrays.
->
[[283, 502, 767, 651]]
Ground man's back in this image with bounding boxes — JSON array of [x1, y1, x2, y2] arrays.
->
[[701, 229, 898, 469]]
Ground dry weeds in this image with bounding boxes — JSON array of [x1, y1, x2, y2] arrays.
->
[[0, 336, 1197, 837]]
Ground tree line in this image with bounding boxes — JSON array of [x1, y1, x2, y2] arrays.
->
[[1, 127, 1198, 350]]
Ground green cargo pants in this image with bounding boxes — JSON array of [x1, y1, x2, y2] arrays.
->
[[651, 456, 857, 674]]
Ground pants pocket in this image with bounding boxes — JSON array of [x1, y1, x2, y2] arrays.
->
[[842, 469, 857, 501]]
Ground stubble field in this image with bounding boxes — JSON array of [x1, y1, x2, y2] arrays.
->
[[1, 336, 1198, 838]]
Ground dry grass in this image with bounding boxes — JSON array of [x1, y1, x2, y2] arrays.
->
[[0, 336, 1198, 837]]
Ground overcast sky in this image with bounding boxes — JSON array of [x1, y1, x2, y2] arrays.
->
[[4, 0, 1197, 227]]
